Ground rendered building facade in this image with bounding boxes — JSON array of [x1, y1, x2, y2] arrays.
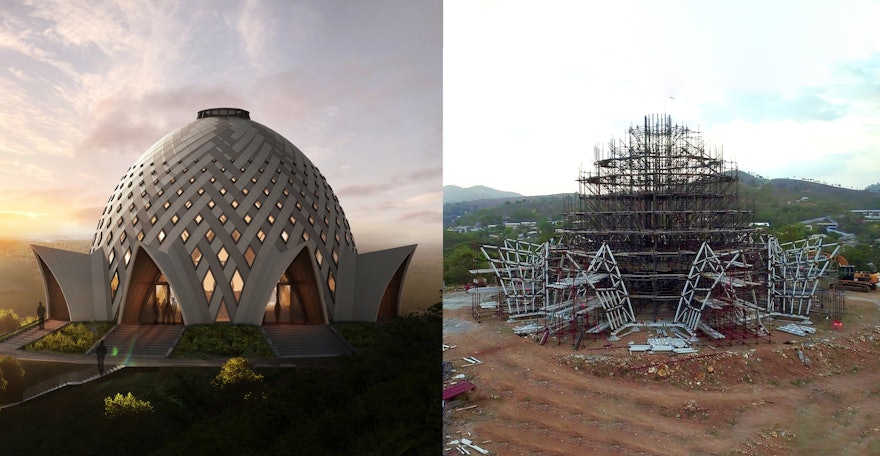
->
[[33, 108, 415, 325]]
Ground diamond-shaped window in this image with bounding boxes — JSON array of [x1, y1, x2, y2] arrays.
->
[[218, 247, 228, 266], [244, 247, 256, 267], [208, 200, 215, 209], [203, 270, 215, 303], [315, 249, 323, 266], [219, 213, 227, 224], [171, 214, 179, 224], [180, 229, 189, 242], [191, 247, 202, 267], [108, 249, 115, 265], [157, 230, 166, 243], [231, 229, 241, 242], [257, 230, 266, 243], [302, 231, 310, 242], [124, 248, 132, 266], [195, 214, 203, 224], [268, 214, 275, 224], [281, 231, 289, 243], [231, 270, 244, 303], [206, 229, 215, 243], [110, 270, 120, 300]]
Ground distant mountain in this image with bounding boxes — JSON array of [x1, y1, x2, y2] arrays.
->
[[444, 173, 880, 229], [866, 183, 880, 193], [443, 185, 522, 204]]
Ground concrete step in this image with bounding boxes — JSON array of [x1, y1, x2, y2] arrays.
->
[[261, 325, 354, 358], [99, 324, 184, 358], [0, 320, 68, 352]]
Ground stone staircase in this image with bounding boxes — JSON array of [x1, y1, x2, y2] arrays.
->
[[0, 320, 67, 352], [97, 324, 185, 358], [262, 325, 355, 358]]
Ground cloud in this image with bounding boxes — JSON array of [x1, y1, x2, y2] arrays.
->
[[0, 158, 53, 181], [398, 210, 441, 223], [701, 89, 849, 125]]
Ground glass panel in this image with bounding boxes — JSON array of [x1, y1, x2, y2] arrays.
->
[[110, 270, 119, 300], [203, 270, 215, 303], [244, 247, 256, 267], [231, 270, 244, 303], [191, 247, 202, 267], [218, 247, 228, 266]]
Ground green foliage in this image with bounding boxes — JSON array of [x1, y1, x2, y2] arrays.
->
[[0, 309, 21, 333], [0, 305, 441, 454], [443, 244, 487, 285], [840, 244, 880, 271], [171, 324, 274, 358], [0, 356, 25, 403], [771, 224, 811, 244], [212, 357, 263, 388], [104, 392, 154, 419], [24, 321, 114, 354]]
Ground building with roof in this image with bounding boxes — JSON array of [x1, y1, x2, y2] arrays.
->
[[32, 108, 415, 327]]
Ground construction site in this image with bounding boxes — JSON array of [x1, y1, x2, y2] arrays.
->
[[473, 114, 845, 345], [442, 115, 880, 455]]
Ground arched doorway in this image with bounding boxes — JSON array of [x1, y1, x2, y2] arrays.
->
[[263, 249, 325, 324], [121, 252, 180, 324]]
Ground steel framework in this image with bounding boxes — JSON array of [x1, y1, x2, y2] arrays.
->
[[478, 115, 835, 342]]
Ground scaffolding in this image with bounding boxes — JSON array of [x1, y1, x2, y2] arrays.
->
[[479, 114, 834, 343]]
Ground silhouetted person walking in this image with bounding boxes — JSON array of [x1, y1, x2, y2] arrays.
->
[[36, 301, 45, 329], [163, 300, 171, 324], [152, 300, 159, 324], [96, 340, 107, 375], [274, 300, 281, 324]]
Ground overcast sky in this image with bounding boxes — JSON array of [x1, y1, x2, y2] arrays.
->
[[444, 0, 880, 196], [0, 0, 441, 252]]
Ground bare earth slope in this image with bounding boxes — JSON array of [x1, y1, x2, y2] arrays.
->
[[443, 291, 880, 455]]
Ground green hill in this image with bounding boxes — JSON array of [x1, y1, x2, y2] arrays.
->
[[443, 185, 522, 204]]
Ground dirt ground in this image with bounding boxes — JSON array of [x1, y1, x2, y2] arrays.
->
[[443, 290, 880, 455]]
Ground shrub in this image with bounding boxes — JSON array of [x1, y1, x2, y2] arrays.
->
[[24, 321, 114, 354], [171, 324, 273, 358], [212, 357, 263, 388], [104, 392, 154, 419], [0, 356, 25, 403]]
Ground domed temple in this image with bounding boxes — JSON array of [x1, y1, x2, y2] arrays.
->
[[32, 108, 415, 329]]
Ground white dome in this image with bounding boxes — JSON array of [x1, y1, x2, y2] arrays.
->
[[89, 108, 356, 324]]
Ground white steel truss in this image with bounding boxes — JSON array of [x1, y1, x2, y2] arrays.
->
[[766, 236, 838, 319], [481, 239, 546, 316]]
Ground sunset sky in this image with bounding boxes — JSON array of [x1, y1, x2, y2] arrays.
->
[[0, 0, 441, 252], [445, 1, 880, 196]]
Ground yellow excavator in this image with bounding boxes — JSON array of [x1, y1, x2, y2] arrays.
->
[[829, 256, 879, 292]]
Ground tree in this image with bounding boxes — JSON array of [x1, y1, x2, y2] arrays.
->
[[0, 309, 22, 334], [772, 223, 810, 244], [443, 244, 486, 285], [0, 356, 25, 404]]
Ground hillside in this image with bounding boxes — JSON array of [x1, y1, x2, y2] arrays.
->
[[445, 176, 880, 230], [443, 185, 522, 204]]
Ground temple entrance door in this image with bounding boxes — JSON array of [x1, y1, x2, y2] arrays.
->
[[137, 275, 171, 324], [290, 286, 306, 323]]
